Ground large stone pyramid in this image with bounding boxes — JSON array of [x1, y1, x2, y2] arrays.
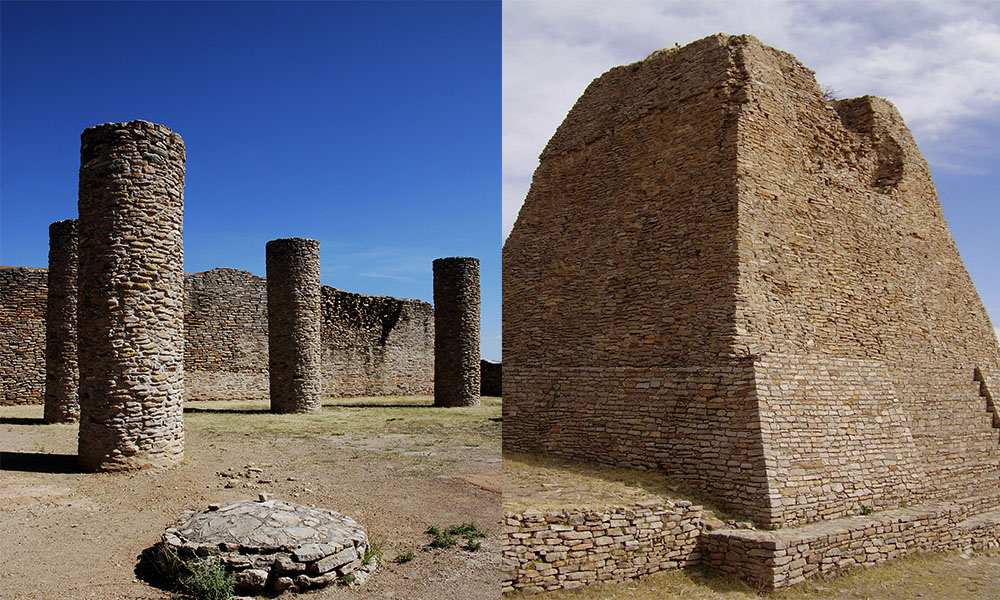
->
[[503, 33, 1000, 530]]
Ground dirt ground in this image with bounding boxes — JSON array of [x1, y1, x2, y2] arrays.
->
[[0, 396, 501, 600]]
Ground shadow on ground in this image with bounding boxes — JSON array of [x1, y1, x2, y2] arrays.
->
[[0, 416, 47, 425], [0, 451, 79, 473], [183, 407, 269, 415], [134, 543, 179, 595]]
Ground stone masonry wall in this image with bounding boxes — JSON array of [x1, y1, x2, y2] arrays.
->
[[503, 501, 703, 595], [0, 267, 433, 405], [44, 219, 79, 423], [701, 496, 1000, 589], [0, 267, 47, 405], [76, 119, 186, 472], [502, 34, 1000, 528], [320, 286, 433, 397], [730, 39, 1000, 523], [184, 268, 433, 400], [184, 268, 269, 399], [504, 494, 1000, 594]]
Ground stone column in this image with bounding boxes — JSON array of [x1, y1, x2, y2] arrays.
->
[[77, 120, 186, 472], [44, 219, 79, 423], [266, 238, 322, 413], [433, 257, 481, 407]]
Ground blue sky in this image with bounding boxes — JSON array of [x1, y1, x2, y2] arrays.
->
[[504, 0, 1000, 341], [0, 0, 501, 361]]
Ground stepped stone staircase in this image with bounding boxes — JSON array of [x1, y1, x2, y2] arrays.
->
[[974, 366, 999, 441]]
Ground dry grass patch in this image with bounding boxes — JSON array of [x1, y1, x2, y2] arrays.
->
[[186, 395, 501, 447], [503, 452, 743, 521]]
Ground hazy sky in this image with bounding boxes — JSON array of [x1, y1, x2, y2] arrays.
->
[[504, 0, 1000, 339], [0, 1, 501, 360]]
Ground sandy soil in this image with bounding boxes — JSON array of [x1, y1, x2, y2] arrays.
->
[[0, 397, 501, 600]]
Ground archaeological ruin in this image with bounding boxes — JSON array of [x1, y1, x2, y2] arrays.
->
[[267, 238, 323, 413], [503, 33, 1000, 591], [1, 266, 434, 406], [76, 120, 186, 472], [433, 257, 481, 407], [43, 219, 78, 423], [0, 267, 46, 404]]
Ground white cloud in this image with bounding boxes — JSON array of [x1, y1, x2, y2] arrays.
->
[[502, 0, 1000, 240]]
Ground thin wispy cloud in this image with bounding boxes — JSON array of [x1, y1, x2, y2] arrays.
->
[[503, 0, 1000, 239], [320, 243, 434, 289]]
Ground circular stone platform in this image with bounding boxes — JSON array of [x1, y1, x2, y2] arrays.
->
[[163, 498, 375, 594]]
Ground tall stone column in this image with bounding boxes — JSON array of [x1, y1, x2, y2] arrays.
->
[[433, 257, 481, 407], [266, 238, 322, 413], [44, 218, 79, 423], [77, 120, 186, 472]]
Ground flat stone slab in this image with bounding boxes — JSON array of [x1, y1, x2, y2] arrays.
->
[[163, 498, 375, 594]]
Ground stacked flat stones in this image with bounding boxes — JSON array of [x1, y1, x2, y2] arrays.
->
[[433, 257, 481, 407], [266, 238, 322, 413], [44, 219, 79, 423], [77, 120, 186, 472], [163, 499, 375, 594]]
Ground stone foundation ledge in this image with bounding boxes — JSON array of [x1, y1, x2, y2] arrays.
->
[[502, 500, 702, 595], [701, 496, 1000, 589]]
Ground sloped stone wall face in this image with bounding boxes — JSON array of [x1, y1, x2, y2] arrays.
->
[[266, 238, 322, 413], [730, 40, 1000, 524], [76, 120, 186, 472], [44, 219, 79, 423], [0, 268, 47, 405], [505, 362, 775, 524], [503, 502, 702, 594], [503, 33, 1000, 529]]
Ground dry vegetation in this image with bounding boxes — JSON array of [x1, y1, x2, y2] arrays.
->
[[0, 396, 501, 600], [503, 452, 742, 521]]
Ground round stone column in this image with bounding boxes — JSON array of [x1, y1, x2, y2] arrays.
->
[[44, 218, 79, 423], [266, 238, 322, 413], [77, 120, 186, 472], [433, 257, 481, 407]]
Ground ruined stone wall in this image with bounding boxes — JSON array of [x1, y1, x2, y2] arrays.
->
[[0, 267, 47, 405], [701, 496, 1000, 589], [320, 287, 433, 397], [503, 501, 702, 594], [184, 268, 433, 400], [504, 494, 1000, 594], [503, 34, 1000, 529], [184, 268, 269, 400]]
